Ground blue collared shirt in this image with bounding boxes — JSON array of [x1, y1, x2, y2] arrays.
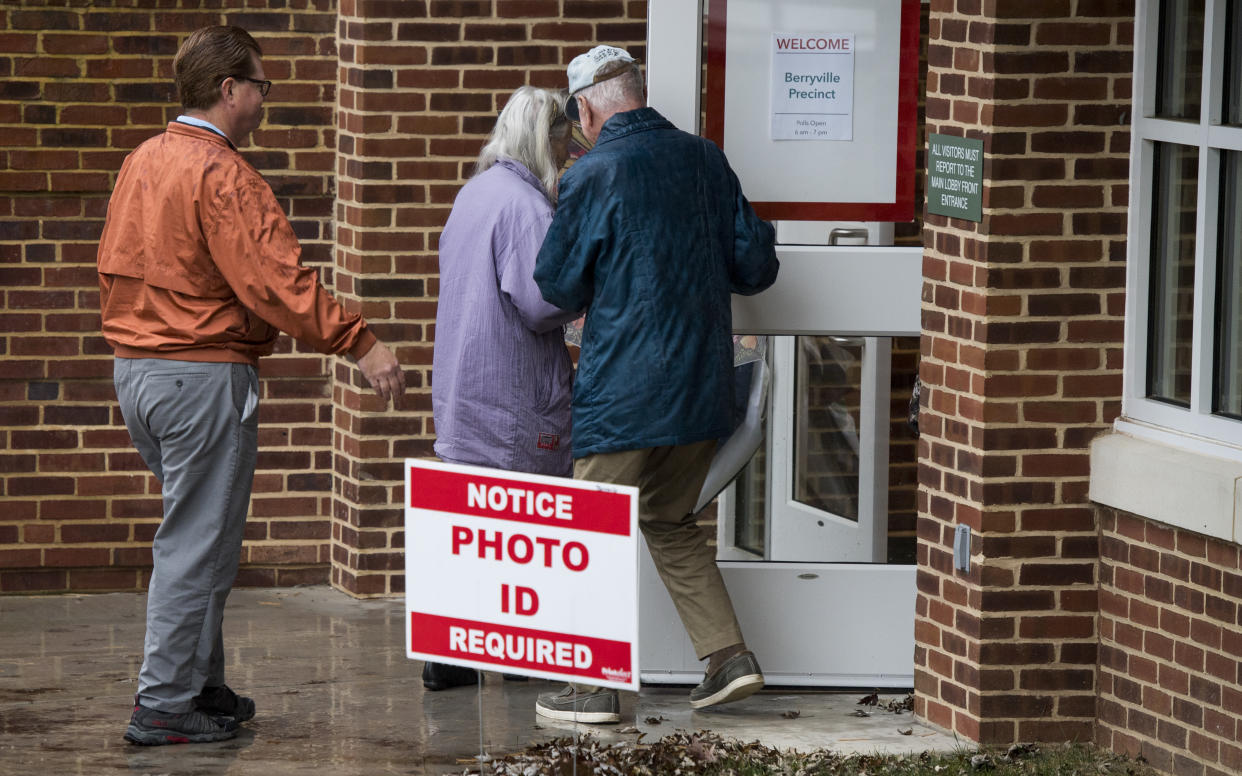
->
[[175, 114, 233, 146]]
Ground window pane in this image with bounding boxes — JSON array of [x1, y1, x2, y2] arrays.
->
[[793, 336, 862, 521], [1147, 142, 1199, 406], [1155, 0, 1205, 120], [1227, 0, 1242, 125], [1215, 150, 1242, 418]]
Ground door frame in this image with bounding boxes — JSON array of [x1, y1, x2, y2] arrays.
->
[[640, 0, 923, 688]]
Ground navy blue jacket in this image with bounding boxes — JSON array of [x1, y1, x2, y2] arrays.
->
[[534, 107, 779, 458]]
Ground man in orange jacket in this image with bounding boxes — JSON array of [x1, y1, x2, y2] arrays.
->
[[97, 25, 405, 746]]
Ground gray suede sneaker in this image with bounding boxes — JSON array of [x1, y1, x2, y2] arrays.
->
[[689, 650, 764, 709], [534, 684, 621, 724]]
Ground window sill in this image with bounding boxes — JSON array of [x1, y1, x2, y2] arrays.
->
[[1089, 425, 1242, 545]]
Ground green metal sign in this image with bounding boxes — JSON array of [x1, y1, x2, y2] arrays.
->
[[927, 133, 983, 222]]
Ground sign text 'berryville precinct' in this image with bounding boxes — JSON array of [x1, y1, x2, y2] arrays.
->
[[404, 460, 640, 690]]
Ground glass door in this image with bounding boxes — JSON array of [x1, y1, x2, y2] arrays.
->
[[641, 0, 924, 687], [724, 335, 920, 565]]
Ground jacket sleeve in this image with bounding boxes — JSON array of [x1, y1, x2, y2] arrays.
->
[[498, 216, 581, 334], [534, 168, 598, 313], [203, 170, 376, 360], [727, 165, 780, 296]]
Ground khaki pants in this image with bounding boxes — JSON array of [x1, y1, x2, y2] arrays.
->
[[575, 441, 744, 660]]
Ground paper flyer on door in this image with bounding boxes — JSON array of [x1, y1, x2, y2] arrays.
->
[[770, 31, 856, 141]]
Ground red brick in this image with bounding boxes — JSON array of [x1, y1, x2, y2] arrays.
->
[[0, 548, 44, 568], [44, 547, 112, 567], [1, 569, 68, 593], [68, 568, 140, 591]]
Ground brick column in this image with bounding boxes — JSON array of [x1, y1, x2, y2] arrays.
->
[[915, 0, 1132, 743], [329, 0, 648, 597], [331, 0, 433, 596]]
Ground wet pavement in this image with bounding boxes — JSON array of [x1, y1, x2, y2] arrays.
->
[[0, 587, 959, 775]]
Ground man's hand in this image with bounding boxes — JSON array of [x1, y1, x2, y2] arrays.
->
[[357, 341, 406, 409]]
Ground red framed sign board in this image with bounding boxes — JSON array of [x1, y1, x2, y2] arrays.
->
[[404, 460, 640, 691], [704, 0, 921, 222]]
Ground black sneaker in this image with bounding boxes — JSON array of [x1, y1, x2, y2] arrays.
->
[[688, 650, 764, 709], [124, 703, 239, 746], [422, 661, 480, 691], [193, 684, 255, 722]]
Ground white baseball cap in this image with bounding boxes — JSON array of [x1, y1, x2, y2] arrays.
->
[[565, 45, 637, 120]]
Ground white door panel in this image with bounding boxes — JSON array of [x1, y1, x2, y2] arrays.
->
[[732, 246, 923, 336], [639, 544, 917, 687]]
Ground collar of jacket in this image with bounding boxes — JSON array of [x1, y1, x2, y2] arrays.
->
[[167, 120, 237, 151], [495, 156, 544, 195], [595, 106, 672, 146]]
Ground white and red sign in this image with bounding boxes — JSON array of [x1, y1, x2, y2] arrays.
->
[[404, 460, 640, 690]]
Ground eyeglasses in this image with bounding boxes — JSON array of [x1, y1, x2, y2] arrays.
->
[[231, 75, 271, 97]]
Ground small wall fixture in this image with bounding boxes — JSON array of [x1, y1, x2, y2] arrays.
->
[[953, 524, 971, 572]]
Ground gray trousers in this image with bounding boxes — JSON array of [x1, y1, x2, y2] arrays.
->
[[575, 441, 745, 660], [114, 358, 259, 712]]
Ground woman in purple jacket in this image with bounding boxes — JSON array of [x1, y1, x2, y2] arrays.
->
[[424, 86, 581, 691]]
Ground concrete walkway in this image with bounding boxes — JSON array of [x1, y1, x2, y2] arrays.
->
[[0, 586, 960, 775]]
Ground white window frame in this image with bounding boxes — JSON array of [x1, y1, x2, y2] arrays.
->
[[1098, 0, 1242, 548], [1122, 0, 1242, 460]]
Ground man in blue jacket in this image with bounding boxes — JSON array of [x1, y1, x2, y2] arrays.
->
[[534, 45, 780, 724]]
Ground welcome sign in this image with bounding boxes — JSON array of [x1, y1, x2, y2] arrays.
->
[[770, 32, 855, 141]]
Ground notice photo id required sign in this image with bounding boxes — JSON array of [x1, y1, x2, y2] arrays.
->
[[404, 460, 640, 691]]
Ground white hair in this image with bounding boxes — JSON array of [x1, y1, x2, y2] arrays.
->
[[474, 86, 569, 204], [576, 65, 644, 116]]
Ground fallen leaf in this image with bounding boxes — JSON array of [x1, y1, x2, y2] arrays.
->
[[686, 734, 718, 764], [781, 710, 801, 719], [857, 692, 879, 706], [898, 728, 913, 735], [971, 753, 994, 769]]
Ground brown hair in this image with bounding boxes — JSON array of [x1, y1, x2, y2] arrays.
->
[[174, 26, 262, 111]]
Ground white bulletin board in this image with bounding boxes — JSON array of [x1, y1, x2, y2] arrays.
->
[[704, 0, 919, 222]]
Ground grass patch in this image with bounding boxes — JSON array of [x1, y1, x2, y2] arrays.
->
[[470, 732, 1158, 776]]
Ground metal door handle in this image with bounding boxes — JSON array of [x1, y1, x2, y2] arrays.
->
[[828, 227, 870, 245]]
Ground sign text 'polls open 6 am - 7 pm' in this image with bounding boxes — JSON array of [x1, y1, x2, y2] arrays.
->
[[404, 460, 640, 690]]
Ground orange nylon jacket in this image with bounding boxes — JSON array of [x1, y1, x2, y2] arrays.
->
[[97, 121, 375, 366]]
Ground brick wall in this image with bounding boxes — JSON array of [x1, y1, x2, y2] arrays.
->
[[1097, 508, 1242, 776], [915, 0, 1132, 743], [329, 0, 648, 596], [0, 0, 650, 596], [0, 0, 341, 593]]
